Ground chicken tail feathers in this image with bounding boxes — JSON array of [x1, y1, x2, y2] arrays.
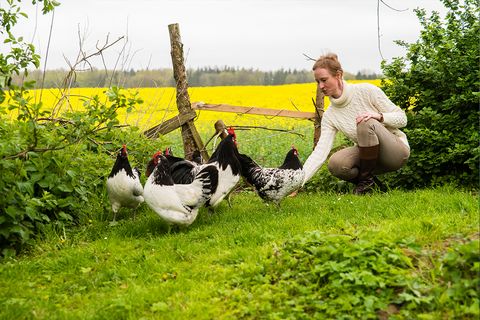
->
[[195, 165, 219, 203], [170, 160, 198, 184]]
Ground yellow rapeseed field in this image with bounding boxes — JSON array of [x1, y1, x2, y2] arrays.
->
[[12, 80, 380, 136], [3, 80, 380, 163]]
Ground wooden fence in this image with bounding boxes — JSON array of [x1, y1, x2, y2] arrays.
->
[[144, 23, 324, 161]]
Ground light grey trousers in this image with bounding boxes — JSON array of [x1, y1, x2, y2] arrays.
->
[[327, 119, 410, 181]]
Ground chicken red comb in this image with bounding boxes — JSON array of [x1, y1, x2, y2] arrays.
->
[[150, 151, 162, 167], [121, 144, 127, 156], [291, 144, 298, 156], [227, 127, 238, 146]]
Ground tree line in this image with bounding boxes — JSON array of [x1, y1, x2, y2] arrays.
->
[[12, 66, 379, 88]]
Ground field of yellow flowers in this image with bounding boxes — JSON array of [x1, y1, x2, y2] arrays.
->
[[21, 80, 380, 134], [8, 80, 379, 164]]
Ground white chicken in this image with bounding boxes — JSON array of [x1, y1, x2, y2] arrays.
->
[[106, 145, 144, 222], [143, 154, 216, 226]]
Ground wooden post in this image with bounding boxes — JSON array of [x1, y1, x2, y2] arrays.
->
[[214, 120, 228, 139], [312, 86, 324, 148], [168, 23, 209, 161]]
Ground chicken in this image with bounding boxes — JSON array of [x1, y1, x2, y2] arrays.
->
[[106, 144, 144, 222], [146, 129, 241, 209], [143, 154, 217, 226], [145, 148, 202, 179], [201, 131, 241, 208], [164, 147, 203, 165], [146, 150, 200, 184], [238, 146, 304, 206]]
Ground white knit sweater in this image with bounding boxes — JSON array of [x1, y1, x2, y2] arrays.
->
[[303, 81, 409, 183]]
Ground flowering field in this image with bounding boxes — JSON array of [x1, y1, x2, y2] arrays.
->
[[8, 80, 380, 165], [17, 80, 380, 132]]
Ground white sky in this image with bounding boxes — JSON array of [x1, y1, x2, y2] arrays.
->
[[13, 0, 448, 74]]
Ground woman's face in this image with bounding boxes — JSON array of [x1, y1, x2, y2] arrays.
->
[[314, 68, 342, 98]]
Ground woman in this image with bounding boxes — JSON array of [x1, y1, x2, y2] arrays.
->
[[303, 53, 410, 194]]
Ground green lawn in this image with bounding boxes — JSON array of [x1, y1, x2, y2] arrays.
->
[[0, 187, 478, 319]]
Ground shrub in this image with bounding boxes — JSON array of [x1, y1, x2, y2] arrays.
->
[[381, 0, 479, 188], [0, 86, 152, 257]]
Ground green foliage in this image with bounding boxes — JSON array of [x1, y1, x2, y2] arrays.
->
[[220, 231, 479, 319], [0, 86, 147, 258], [0, 1, 158, 258], [431, 239, 480, 317], [381, 0, 479, 188]]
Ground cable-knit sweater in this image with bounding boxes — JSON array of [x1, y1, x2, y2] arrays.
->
[[303, 81, 409, 183]]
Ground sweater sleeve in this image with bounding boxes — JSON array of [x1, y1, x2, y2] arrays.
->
[[369, 85, 407, 128], [302, 123, 336, 184]]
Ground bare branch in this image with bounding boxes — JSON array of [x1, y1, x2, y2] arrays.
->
[[37, 117, 75, 124], [229, 125, 305, 138], [377, 0, 408, 61], [380, 0, 408, 12], [39, 9, 55, 102], [303, 53, 316, 62], [78, 36, 125, 66], [289, 99, 300, 111], [377, 0, 385, 60]]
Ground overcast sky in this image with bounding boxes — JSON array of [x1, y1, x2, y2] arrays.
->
[[14, 0, 448, 74]]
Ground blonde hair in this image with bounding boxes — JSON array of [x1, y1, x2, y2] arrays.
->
[[312, 53, 343, 76]]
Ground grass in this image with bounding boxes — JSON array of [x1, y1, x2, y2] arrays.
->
[[0, 186, 478, 319]]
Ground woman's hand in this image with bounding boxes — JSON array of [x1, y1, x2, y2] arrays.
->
[[356, 112, 383, 124]]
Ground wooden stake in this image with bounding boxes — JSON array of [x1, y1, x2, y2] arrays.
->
[[168, 23, 209, 161], [214, 120, 228, 139], [313, 86, 325, 148]]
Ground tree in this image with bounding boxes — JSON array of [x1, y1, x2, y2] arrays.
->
[[380, 0, 479, 188]]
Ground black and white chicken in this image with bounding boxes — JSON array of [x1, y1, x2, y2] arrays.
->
[[238, 146, 304, 206], [164, 147, 203, 165], [143, 154, 217, 226], [199, 130, 241, 208], [146, 129, 241, 209], [106, 144, 144, 222], [146, 150, 200, 184]]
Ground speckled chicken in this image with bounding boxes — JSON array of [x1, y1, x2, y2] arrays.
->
[[238, 146, 304, 206]]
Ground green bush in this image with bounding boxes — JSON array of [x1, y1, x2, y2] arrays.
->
[[381, 0, 479, 189], [0, 1, 166, 258], [0, 86, 153, 257]]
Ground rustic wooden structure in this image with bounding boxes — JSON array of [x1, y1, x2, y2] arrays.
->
[[144, 23, 324, 157], [144, 23, 208, 161], [191, 103, 317, 120], [143, 110, 196, 138]]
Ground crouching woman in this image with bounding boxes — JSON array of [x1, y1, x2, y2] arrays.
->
[[302, 53, 410, 194]]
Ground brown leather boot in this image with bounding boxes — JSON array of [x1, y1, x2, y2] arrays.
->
[[353, 145, 379, 195]]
